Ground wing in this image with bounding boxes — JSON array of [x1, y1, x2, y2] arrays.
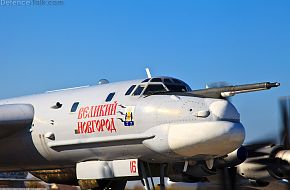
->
[[0, 104, 34, 138]]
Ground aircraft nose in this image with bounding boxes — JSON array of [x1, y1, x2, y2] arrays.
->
[[168, 121, 245, 157]]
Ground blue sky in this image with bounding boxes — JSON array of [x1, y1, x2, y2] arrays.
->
[[0, 0, 289, 142]]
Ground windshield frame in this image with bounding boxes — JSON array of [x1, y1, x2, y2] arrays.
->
[[131, 77, 191, 97]]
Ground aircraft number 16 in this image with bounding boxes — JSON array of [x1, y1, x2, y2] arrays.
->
[[130, 160, 137, 174]]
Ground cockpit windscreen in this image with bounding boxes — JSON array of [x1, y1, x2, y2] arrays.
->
[[130, 77, 191, 96]]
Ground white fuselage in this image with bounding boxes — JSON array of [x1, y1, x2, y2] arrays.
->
[[0, 79, 245, 171]]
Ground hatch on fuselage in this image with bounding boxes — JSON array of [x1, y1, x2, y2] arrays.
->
[[125, 77, 191, 96]]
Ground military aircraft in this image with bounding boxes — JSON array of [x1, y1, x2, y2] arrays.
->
[[0, 71, 280, 190]]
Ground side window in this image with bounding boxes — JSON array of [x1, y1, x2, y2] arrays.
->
[[133, 86, 145, 96], [106, 92, 115, 102], [172, 79, 182, 84], [143, 84, 167, 95], [125, 85, 136, 95], [164, 78, 172, 83], [166, 85, 187, 92], [71, 102, 79, 112], [151, 78, 162, 82]]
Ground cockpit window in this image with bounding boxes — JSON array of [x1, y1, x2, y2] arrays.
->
[[132, 77, 191, 96], [133, 85, 145, 96], [164, 78, 172, 83], [172, 79, 182, 84], [163, 78, 191, 92], [143, 84, 167, 95], [181, 81, 192, 91], [165, 84, 187, 92], [151, 78, 162, 82], [125, 85, 136, 95]]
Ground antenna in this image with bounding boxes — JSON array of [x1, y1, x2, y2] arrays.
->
[[145, 68, 152, 78]]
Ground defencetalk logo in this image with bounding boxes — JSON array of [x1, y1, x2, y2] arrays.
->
[[0, 0, 64, 6]]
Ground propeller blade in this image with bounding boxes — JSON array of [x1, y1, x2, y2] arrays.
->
[[280, 97, 290, 149], [247, 151, 270, 158], [244, 139, 276, 152], [249, 158, 276, 165]]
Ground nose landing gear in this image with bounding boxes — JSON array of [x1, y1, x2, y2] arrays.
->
[[140, 162, 166, 190]]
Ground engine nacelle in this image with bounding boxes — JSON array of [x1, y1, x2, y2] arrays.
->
[[213, 146, 247, 169], [238, 145, 290, 184]]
